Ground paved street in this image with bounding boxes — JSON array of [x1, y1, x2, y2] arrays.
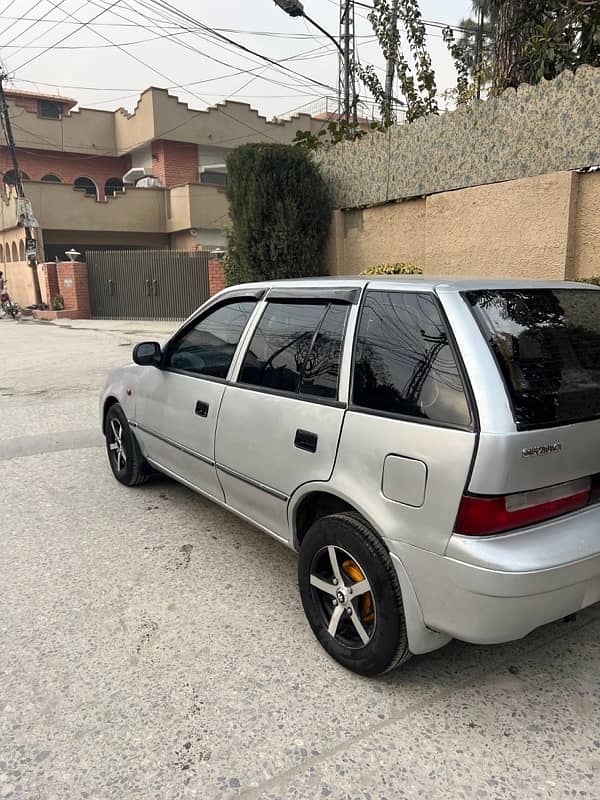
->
[[1, 317, 599, 800]]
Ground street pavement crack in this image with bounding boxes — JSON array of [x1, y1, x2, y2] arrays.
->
[[233, 607, 600, 800], [0, 428, 103, 459]]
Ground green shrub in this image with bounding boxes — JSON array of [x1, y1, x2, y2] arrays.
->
[[222, 250, 245, 288], [360, 262, 423, 276], [51, 295, 65, 311], [226, 143, 331, 283], [576, 276, 600, 286]]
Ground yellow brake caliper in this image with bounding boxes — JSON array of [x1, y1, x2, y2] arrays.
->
[[342, 559, 374, 624]]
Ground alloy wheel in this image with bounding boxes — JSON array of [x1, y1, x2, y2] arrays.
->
[[108, 418, 127, 472], [309, 545, 376, 648]]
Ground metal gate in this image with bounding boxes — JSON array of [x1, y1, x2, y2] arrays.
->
[[87, 249, 210, 320]]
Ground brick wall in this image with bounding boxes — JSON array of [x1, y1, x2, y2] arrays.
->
[[151, 140, 199, 187], [0, 147, 131, 200], [208, 258, 226, 296], [56, 261, 90, 318]]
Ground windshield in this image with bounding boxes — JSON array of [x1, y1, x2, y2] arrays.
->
[[466, 288, 600, 429]]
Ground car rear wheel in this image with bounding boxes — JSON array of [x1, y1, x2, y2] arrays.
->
[[298, 512, 411, 676], [105, 403, 150, 486]]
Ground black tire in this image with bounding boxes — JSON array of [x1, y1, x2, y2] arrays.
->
[[105, 403, 150, 486], [298, 512, 411, 676]]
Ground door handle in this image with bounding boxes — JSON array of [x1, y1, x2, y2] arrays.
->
[[195, 400, 209, 418], [295, 429, 318, 453]]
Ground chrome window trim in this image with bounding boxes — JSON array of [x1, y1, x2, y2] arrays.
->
[[228, 290, 362, 403]]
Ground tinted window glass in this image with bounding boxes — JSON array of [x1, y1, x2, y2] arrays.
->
[[239, 302, 347, 398], [467, 289, 600, 428], [167, 300, 256, 378], [300, 304, 348, 398], [353, 291, 471, 426]]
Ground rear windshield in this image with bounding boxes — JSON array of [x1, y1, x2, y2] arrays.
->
[[466, 289, 600, 429]]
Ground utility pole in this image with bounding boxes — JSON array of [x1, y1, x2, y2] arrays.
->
[[474, 4, 485, 100], [384, 0, 400, 118], [339, 0, 357, 123], [0, 74, 42, 305]]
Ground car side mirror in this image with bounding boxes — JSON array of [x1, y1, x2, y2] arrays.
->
[[133, 341, 162, 366]]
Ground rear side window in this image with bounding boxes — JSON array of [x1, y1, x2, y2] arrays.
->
[[239, 302, 348, 399], [467, 289, 600, 429], [352, 291, 471, 427], [166, 300, 256, 378]]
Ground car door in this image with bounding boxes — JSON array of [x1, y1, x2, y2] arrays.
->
[[214, 289, 358, 539], [134, 294, 260, 501]]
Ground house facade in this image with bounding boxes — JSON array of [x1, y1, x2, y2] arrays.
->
[[0, 87, 321, 302]]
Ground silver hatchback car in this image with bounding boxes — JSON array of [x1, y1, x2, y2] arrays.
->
[[101, 277, 600, 675]]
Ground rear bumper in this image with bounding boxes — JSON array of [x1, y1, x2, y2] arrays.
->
[[393, 538, 600, 645]]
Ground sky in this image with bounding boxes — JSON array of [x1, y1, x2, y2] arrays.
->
[[0, 0, 474, 119]]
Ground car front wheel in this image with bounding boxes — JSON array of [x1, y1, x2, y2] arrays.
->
[[298, 512, 411, 676], [105, 403, 150, 486]]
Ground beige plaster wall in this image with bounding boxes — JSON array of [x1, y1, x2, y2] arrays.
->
[[8, 100, 117, 156], [328, 171, 590, 280], [330, 199, 426, 275], [0, 255, 45, 308], [425, 172, 575, 279], [573, 171, 600, 279], [114, 90, 155, 154], [148, 91, 313, 151], [24, 182, 166, 233]]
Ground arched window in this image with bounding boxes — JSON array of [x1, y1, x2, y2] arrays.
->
[[11, 242, 18, 262], [41, 173, 63, 183], [74, 176, 98, 199], [19, 240, 25, 261], [105, 177, 124, 197], [4, 243, 10, 262], [3, 169, 30, 186]]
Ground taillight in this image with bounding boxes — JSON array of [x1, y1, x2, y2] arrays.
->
[[592, 474, 600, 505], [454, 477, 593, 536]]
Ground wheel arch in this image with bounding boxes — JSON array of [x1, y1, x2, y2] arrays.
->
[[102, 395, 120, 435], [290, 485, 382, 553], [289, 484, 452, 656]]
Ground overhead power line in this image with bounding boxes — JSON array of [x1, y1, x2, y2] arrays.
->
[[11, 0, 125, 71], [1, 15, 378, 38], [84, 0, 337, 94], [5, 0, 336, 98], [6, 1, 305, 146], [138, 0, 337, 92]]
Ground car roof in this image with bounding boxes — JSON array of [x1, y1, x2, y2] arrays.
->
[[226, 275, 598, 294]]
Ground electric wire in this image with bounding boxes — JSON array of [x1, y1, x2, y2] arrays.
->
[[10, 0, 125, 71]]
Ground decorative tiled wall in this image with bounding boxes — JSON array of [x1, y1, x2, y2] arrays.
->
[[316, 66, 600, 209]]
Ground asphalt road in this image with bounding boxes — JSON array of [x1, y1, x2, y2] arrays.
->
[[1, 318, 599, 800]]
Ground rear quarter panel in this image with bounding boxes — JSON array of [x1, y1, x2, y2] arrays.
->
[[323, 411, 476, 555]]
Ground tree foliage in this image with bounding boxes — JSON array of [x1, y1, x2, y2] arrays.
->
[[294, 0, 439, 147], [446, 0, 600, 100], [225, 144, 331, 284], [293, 119, 373, 151], [358, 0, 438, 124]]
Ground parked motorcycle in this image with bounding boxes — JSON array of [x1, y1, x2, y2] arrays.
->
[[0, 285, 19, 319]]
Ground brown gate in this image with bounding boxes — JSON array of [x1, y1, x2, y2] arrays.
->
[[87, 249, 210, 320]]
